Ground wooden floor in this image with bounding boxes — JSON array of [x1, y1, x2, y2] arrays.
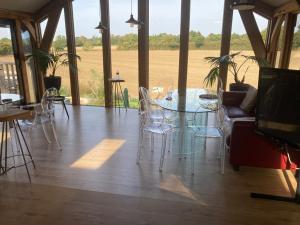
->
[[0, 106, 299, 225]]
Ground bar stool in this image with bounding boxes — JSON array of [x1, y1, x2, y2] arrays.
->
[[0, 109, 35, 182], [109, 76, 127, 111]]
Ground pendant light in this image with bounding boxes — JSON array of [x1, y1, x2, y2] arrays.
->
[[231, 0, 255, 10], [125, 0, 139, 27], [95, 1, 107, 33]]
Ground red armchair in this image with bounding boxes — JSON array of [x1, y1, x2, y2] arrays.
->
[[229, 120, 300, 170], [222, 91, 300, 170]]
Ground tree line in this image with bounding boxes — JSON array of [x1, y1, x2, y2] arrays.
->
[[1, 27, 300, 55]]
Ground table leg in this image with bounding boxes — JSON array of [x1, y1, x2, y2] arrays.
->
[[15, 120, 35, 169], [4, 121, 8, 173], [12, 120, 32, 183], [0, 122, 4, 173], [61, 100, 70, 119], [118, 82, 127, 111]]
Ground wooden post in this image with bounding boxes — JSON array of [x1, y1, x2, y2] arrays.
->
[[266, 16, 284, 67], [100, 0, 112, 107], [138, 0, 149, 93], [279, 13, 297, 69], [239, 10, 267, 59], [15, 20, 31, 103], [33, 21, 44, 101], [178, 0, 190, 96], [64, 0, 80, 105], [219, 0, 233, 90]]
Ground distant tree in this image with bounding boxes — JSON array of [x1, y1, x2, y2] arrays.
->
[[53, 35, 67, 51], [0, 38, 13, 55], [189, 31, 205, 49]]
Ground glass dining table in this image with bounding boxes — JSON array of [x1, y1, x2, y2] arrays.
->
[[155, 88, 219, 156]]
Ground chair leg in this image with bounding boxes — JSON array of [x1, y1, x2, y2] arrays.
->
[[150, 133, 154, 152], [191, 135, 196, 175], [220, 135, 225, 174], [42, 123, 51, 144], [50, 121, 62, 150], [137, 129, 144, 164], [159, 133, 167, 172]]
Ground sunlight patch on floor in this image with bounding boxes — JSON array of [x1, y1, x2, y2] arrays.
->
[[70, 139, 126, 170], [159, 174, 207, 205]]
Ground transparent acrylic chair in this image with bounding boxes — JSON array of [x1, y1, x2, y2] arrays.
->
[[19, 89, 62, 150], [139, 87, 177, 151], [137, 99, 175, 172], [189, 83, 226, 175]]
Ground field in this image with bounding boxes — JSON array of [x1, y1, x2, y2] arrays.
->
[[1, 49, 300, 106]]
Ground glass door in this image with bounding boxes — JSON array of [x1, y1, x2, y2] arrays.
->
[[0, 20, 21, 98]]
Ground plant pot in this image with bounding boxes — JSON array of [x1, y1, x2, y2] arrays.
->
[[44, 76, 61, 90], [229, 83, 249, 92]]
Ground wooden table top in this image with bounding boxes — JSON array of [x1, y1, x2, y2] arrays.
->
[[0, 109, 32, 122]]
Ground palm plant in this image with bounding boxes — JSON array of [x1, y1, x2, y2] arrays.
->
[[203, 52, 268, 87], [26, 49, 81, 77]]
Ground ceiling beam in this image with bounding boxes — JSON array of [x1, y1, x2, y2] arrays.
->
[[0, 9, 33, 20], [239, 10, 267, 59], [40, 8, 62, 52], [274, 0, 300, 17], [34, 0, 70, 21], [254, 0, 275, 19]]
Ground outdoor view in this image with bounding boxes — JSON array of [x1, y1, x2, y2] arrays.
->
[[0, 0, 300, 107]]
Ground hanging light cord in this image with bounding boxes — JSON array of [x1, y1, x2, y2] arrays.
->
[[130, 0, 133, 14]]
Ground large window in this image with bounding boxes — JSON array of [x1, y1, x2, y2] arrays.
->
[[187, 0, 223, 91], [289, 14, 300, 70], [0, 20, 23, 99], [149, 0, 181, 97], [73, 0, 104, 106]]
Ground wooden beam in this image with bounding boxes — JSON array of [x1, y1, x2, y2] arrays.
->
[[254, 0, 275, 19], [267, 16, 284, 66], [40, 8, 62, 52], [100, 0, 113, 107], [0, 9, 33, 20], [34, 0, 69, 21], [15, 20, 31, 103], [219, 0, 233, 90], [239, 10, 267, 59], [64, 0, 80, 105], [274, 0, 300, 17], [138, 0, 149, 93], [279, 13, 297, 69], [33, 21, 44, 101], [178, 0, 191, 96], [21, 21, 37, 42]]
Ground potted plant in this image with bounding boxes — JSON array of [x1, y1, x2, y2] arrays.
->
[[27, 49, 80, 90], [203, 52, 268, 91]]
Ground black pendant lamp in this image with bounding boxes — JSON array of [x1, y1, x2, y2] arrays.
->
[[231, 0, 255, 10], [125, 0, 139, 27], [95, 1, 107, 33]]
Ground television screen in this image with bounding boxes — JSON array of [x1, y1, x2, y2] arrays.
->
[[256, 67, 300, 148]]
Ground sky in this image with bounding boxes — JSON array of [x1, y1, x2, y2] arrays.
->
[[57, 0, 269, 38], [0, 0, 269, 38]]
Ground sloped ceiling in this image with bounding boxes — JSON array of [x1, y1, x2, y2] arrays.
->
[[0, 0, 51, 13], [261, 0, 296, 7]]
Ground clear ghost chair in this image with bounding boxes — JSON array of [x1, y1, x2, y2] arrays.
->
[[137, 99, 174, 172], [139, 87, 177, 151], [189, 86, 226, 175], [18, 89, 62, 150]]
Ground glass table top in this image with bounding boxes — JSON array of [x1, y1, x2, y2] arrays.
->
[[156, 88, 218, 113]]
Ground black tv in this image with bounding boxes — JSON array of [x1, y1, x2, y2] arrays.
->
[[256, 67, 300, 148]]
